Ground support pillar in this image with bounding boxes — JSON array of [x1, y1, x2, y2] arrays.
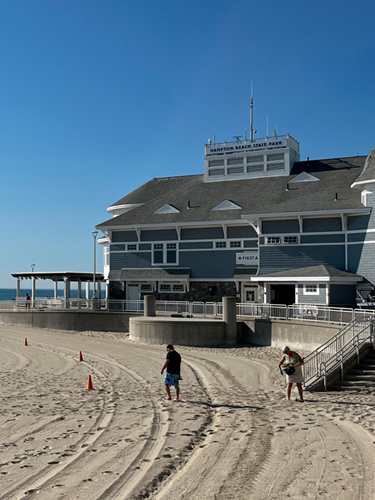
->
[[78, 281, 82, 299], [106, 281, 109, 299], [16, 278, 21, 298], [54, 281, 58, 299], [86, 282, 90, 300], [64, 278, 70, 308], [97, 281, 101, 300], [31, 278, 36, 304], [144, 295, 155, 317], [223, 296, 237, 345]]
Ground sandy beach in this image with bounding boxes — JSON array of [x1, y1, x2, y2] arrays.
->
[[0, 324, 374, 500]]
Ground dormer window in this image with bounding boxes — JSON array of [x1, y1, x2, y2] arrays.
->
[[212, 200, 242, 211], [290, 172, 320, 183], [154, 204, 180, 214]]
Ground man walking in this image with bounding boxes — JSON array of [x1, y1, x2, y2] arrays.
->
[[161, 344, 181, 401]]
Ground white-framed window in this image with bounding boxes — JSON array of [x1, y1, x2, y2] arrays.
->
[[266, 236, 281, 245], [215, 241, 227, 248], [104, 247, 110, 266], [140, 284, 152, 292], [283, 236, 298, 244], [152, 243, 177, 265], [127, 243, 137, 251], [229, 241, 242, 248], [159, 283, 186, 293], [303, 284, 319, 295]]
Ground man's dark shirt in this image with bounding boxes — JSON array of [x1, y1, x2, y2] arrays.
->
[[166, 350, 181, 375]]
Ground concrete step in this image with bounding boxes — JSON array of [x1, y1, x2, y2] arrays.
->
[[348, 368, 375, 376], [332, 379, 375, 387], [345, 374, 375, 382]]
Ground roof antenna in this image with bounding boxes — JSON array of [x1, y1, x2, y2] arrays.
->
[[250, 82, 254, 141], [266, 116, 269, 138], [244, 126, 247, 140]]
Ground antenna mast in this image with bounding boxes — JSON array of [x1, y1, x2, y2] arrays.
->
[[250, 82, 254, 141]]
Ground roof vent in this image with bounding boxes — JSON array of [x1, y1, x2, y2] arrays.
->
[[154, 204, 180, 214], [212, 200, 242, 211]]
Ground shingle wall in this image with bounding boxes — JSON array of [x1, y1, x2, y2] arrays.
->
[[110, 252, 152, 270], [297, 284, 326, 305], [259, 245, 345, 273]]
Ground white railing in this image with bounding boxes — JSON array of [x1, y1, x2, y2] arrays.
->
[[1, 298, 375, 326], [303, 316, 375, 390]]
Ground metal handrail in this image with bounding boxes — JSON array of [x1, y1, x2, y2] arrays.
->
[[303, 316, 375, 390]]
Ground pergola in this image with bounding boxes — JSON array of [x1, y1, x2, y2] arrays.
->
[[11, 272, 106, 300]]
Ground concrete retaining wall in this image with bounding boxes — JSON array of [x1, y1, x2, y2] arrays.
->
[[0, 311, 135, 333], [239, 318, 341, 350], [129, 316, 226, 346]]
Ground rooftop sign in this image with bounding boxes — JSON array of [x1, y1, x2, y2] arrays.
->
[[204, 134, 299, 157]]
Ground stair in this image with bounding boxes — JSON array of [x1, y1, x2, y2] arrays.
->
[[329, 348, 375, 392]]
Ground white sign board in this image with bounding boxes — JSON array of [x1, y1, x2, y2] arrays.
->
[[236, 252, 259, 266]]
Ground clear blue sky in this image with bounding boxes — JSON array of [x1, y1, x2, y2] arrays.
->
[[1, 0, 374, 288]]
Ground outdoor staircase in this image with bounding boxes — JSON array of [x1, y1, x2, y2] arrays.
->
[[329, 348, 375, 392]]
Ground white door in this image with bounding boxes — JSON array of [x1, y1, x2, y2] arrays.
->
[[127, 284, 140, 311]]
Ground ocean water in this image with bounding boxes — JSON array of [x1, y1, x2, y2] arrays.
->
[[0, 289, 103, 301]]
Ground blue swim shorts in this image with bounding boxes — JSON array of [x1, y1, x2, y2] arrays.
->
[[163, 372, 180, 387]]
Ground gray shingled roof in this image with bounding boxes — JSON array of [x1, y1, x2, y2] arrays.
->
[[233, 268, 258, 279], [97, 155, 368, 228], [255, 265, 362, 279]]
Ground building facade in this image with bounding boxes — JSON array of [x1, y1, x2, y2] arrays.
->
[[96, 132, 375, 308]]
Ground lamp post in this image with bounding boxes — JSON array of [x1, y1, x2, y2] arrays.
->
[[31, 264, 35, 272], [92, 231, 98, 301]]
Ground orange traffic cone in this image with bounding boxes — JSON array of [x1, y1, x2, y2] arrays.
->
[[86, 375, 94, 391], [78, 351, 83, 362], [24, 338, 28, 346]]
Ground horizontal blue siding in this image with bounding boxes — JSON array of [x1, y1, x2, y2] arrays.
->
[[262, 219, 299, 234], [111, 244, 125, 251], [244, 240, 258, 248], [348, 232, 375, 243], [181, 227, 224, 240], [303, 217, 342, 233], [141, 229, 177, 241], [347, 215, 370, 231], [179, 250, 236, 279], [180, 241, 213, 249], [227, 225, 257, 238], [139, 243, 151, 250], [301, 234, 345, 244], [112, 231, 138, 242], [349, 243, 375, 286], [296, 284, 326, 305]]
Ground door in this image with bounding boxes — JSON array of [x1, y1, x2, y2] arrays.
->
[[127, 284, 140, 311], [243, 286, 257, 303]]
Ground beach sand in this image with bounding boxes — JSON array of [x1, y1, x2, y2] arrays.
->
[[0, 324, 374, 499]]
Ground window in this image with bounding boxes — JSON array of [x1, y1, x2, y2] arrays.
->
[[229, 241, 242, 248], [104, 247, 110, 266], [127, 244, 137, 251], [215, 241, 227, 248], [266, 237, 281, 245], [159, 283, 185, 293], [303, 284, 319, 295], [152, 243, 177, 265], [283, 236, 298, 244], [140, 284, 152, 292]]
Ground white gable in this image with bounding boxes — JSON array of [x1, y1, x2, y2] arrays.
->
[[290, 171, 320, 183], [212, 200, 242, 211], [154, 204, 180, 214]]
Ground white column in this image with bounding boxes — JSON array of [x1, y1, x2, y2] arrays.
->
[[16, 278, 21, 298], [54, 281, 58, 299], [97, 281, 101, 299], [86, 281, 90, 299], [31, 278, 36, 302], [78, 281, 82, 299], [106, 281, 109, 299], [64, 279, 70, 300]]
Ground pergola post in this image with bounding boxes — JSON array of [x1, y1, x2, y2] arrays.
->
[[106, 281, 109, 299], [16, 278, 21, 298], [54, 281, 58, 299], [31, 277, 36, 305], [78, 281, 82, 299], [64, 278, 70, 308], [86, 281, 90, 300], [97, 281, 101, 300]]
